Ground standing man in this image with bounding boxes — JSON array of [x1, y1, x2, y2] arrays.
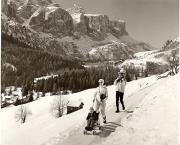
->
[[114, 69, 126, 113]]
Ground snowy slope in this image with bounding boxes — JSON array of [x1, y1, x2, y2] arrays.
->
[[99, 74, 179, 145], [88, 40, 134, 60], [0, 74, 178, 145], [0, 76, 156, 145], [122, 49, 168, 68], [54, 74, 178, 145], [134, 49, 159, 59], [120, 37, 179, 69], [121, 43, 179, 69]]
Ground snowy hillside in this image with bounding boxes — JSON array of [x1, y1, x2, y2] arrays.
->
[[100, 74, 179, 145], [88, 40, 134, 60], [134, 37, 179, 60], [120, 37, 179, 69], [1, 74, 178, 145]]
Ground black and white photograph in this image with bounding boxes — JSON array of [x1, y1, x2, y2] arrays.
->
[[0, 0, 179, 145]]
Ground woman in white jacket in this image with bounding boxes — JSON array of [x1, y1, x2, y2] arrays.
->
[[93, 79, 108, 124], [114, 69, 126, 113]]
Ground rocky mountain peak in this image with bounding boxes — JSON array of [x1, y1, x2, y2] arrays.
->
[[1, 0, 155, 62], [27, 5, 74, 36], [66, 4, 85, 14]]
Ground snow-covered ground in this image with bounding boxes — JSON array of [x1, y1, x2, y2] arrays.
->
[[134, 50, 159, 59], [120, 50, 168, 69], [34, 74, 58, 82], [100, 74, 179, 145], [121, 37, 179, 69], [0, 74, 178, 145], [84, 14, 102, 17]]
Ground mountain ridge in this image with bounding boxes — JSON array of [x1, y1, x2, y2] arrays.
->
[[1, 0, 157, 87], [2, 1, 156, 60]]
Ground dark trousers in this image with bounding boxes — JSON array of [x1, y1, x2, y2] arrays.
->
[[86, 118, 95, 131], [116, 91, 125, 111]]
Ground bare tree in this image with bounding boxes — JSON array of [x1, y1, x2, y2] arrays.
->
[[50, 93, 69, 118], [167, 50, 179, 75], [15, 105, 32, 123]]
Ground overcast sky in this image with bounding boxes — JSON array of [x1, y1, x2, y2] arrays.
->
[[55, 0, 179, 48]]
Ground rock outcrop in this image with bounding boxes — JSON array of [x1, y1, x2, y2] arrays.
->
[[66, 4, 85, 14], [1, 1, 155, 61], [17, 1, 39, 20], [66, 4, 87, 35], [84, 14, 110, 40], [66, 4, 127, 39], [1, 0, 18, 19], [17, 0, 53, 20], [110, 20, 128, 38], [28, 5, 74, 37], [2, 2, 128, 40], [1, 14, 82, 58]]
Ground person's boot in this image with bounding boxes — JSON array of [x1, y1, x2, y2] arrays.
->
[[115, 109, 120, 113], [116, 106, 120, 113], [103, 116, 107, 124]]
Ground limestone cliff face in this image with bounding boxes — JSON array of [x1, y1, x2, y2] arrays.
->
[[66, 4, 128, 39], [28, 6, 74, 36], [17, 0, 53, 20], [1, 2, 155, 61], [84, 14, 110, 40], [72, 13, 88, 34], [1, 0, 17, 19], [2, 0, 53, 21], [110, 20, 128, 38], [1, 14, 82, 58], [3, 2, 128, 39], [66, 5, 87, 35], [17, 1, 39, 20], [84, 14, 110, 33]]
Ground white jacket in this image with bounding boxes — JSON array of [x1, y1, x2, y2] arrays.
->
[[114, 78, 126, 93], [93, 85, 108, 102]]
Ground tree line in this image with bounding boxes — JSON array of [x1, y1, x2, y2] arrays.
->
[[33, 65, 146, 95], [34, 66, 119, 94], [1, 36, 83, 90]]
